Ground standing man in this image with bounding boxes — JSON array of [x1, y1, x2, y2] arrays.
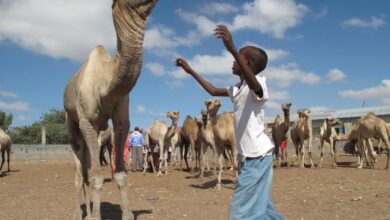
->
[[130, 127, 144, 172]]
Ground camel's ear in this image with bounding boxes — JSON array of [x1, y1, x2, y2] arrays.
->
[[204, 101, 210, 106], [288, 103, 292, 106]]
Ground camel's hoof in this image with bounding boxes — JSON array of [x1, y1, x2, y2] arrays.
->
[[157, 172, 163, 177], [317, 165, 322, 169], [123, 210, 135, 220], [214, 183, 221, 190]]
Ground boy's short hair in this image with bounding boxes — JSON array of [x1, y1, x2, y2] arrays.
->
[[134, 127, 139, 131], [244, 46, 268, 74]]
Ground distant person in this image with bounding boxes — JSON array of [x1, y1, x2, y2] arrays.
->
[[176, 25, 284, 219], [130, 127, 144, 172]]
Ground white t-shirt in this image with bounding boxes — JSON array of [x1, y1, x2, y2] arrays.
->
[[227, 75, 274, 159]]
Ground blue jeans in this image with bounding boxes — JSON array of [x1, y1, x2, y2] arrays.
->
[[229, 155, 284, 220]]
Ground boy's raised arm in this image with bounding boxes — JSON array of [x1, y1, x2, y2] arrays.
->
[[175, 58, 228, 97], [214, 25, 263, 98]]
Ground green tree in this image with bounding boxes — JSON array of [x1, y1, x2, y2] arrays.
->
[[0, 110, 13, 131], [9, 108, 68, 144]]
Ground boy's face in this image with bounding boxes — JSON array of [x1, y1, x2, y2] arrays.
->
[[232, 49, 251, 76]]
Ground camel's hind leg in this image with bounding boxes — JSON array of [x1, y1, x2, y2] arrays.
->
[[318, 140, 325, 168], [215, 146, 224, 190], [0, 149, 5, 172]]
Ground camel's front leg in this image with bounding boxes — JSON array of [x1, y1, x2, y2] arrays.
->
[[307, 137, 315, 168], [157, 140, 165, 176], [215, 146, 224, 190], [300, 143, 305, 168], [112, 99, 134, 220], [79, 118, 102, 220]]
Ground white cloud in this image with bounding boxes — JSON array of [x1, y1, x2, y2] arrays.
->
[[146, 62, 166, 76], [0, 89, 18, 98], [264, 63, 321, 87], [0, 100, 29, 111], [244, 42, 289, 61], [343, 16, 385, 29], [325, 68, 347, 82], [176, 9, 217, 37], [309, 106, 332, 113], [269, 90, 289, 100], [339, 79, 390, 104], [137, 105, 146, 113], [16, 115, 29, 121], [165, 80, 185, 89], [144, 25, 177, 49], [200, 3, 239, 16], [0, 0, 115, 61], [266, 100, 280, 110], [231, 0, 309, 38]]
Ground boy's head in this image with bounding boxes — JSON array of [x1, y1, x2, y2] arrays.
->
[[134, 127, 139, 131], [232, 46, 268, 76]]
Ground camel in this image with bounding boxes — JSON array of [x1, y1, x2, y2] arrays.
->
[[204, 98, 237, 190], [336, 112, 389, 169], [271, 103, 291, 168], [195, 110, 217, 178], [180, 115, 202, 172], [169, 127, 182, 166], [290, 109, 315, 168], [63, 1, 157, 219], [318, 118, 342, 168], [144, 111, 179, 176], [0, 127, 12, 173]]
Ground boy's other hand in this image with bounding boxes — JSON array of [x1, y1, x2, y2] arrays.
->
[[175, 58, 193, 74], [214, 25, 236, 54]]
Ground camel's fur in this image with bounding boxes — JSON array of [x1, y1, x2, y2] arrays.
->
[[271, 103, 291, 168], [63, 1, 157, 219], [290, 109, 314, 168], [144, 111, 179, 176], [204, 98, 237, 190], [336, 112, 390, 169], [180, 115, 202, 172], [318, 118, 342, 168], [0, 127, 12, 173]]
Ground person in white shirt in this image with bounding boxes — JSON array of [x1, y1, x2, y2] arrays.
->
[[176, 24, 284, 220]]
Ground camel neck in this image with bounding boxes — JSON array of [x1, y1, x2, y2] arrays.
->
[[111, 5, 147, 93], [283, 110, 290, 125]]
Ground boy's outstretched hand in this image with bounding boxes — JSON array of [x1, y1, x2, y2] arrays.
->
[[214, 25, 237, 54], [175, 58, 193, 75]]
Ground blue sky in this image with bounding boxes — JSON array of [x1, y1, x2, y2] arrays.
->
[[0, 0, 389, 129]]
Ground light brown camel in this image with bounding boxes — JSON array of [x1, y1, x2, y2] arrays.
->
[[204, 98, 237, 190], [318, 118, 342, 168], [169, 127, 182, 166], [271, 103, 291, 168], [336, 112, 389, 169], [0, 127, 12, 173], [180, 115, 202, 172], [144, 111, 179, 176], [195, 110, 217, 178], [290, 109, 314, 168], [63, 1, 157, 219]]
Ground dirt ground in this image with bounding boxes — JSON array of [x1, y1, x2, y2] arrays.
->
[[1, 154, 390, 220]]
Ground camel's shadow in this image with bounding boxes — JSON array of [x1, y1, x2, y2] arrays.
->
[[190, 179, 235, 190], [81, 202, 152, 220]]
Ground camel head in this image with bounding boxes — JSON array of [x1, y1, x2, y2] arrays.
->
[[166, 111, 180, 122], [204, 98, 221, 117], [297, 109, 310, 119], [281, 103, 292, 111], [195, 116, 204, 127], [201, 109, 208, 121], [112, 0, 158, 19], [325, 117, 343, 127]]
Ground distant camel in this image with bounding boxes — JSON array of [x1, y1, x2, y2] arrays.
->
[[318, 118, 342, 168], [180, 115, 202, 172], [98, 126, 114, 167], [204, 98, 237, 190], [336, 112, 389, 169], [290, 109, 314, 168], [0, 127, 12, 173], [144, 111, 179, 176], [271, 103, 291, 168]]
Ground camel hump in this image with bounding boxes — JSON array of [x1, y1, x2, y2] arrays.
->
[[88, 45, 111, 61]]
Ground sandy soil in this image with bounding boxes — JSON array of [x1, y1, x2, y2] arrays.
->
[[1, 155, 390, 220]]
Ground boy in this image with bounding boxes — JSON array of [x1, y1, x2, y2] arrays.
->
[[176, 25, 284, 220], [129, 127, 144, 172]]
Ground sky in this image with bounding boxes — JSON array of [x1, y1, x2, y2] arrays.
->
[[0, 0, 389, 130]]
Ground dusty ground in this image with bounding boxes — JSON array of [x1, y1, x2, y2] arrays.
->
[[1, 155, 390, 220]]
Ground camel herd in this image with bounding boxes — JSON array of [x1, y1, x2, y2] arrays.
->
[[271, 103, 390, 171]]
